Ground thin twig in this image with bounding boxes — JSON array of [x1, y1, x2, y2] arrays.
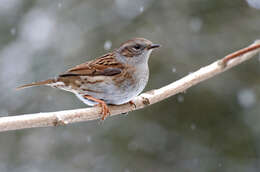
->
[[221, 43, 260, 66], [0, 40, 259, 132]]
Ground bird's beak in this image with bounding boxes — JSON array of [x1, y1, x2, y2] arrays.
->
[[147, 44, 161, 50]]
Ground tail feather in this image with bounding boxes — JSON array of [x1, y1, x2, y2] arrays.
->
[[16, 79, 55, 90]]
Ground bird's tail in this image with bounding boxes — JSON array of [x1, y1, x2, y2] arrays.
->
[[16, 79, 56, 90]]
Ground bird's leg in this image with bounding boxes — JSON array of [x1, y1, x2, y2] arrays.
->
[[83, 95, 110, 120]]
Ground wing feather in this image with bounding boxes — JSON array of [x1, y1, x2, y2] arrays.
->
[[59, 53, 124, 77]]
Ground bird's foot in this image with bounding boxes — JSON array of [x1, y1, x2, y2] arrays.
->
[[84, 95, 110, 120]]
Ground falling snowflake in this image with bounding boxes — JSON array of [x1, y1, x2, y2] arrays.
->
[[177, 95, 184, 103], [104, 40, 112, 50], [237, 89, 256, 108]]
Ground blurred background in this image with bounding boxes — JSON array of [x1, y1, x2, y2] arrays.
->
[[0, 0, 260, 171]]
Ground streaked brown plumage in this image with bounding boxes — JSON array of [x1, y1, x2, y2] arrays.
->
[[17, 38, 160, 120]]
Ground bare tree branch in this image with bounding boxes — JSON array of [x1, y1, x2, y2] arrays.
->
[[0, 40, 260, 132]]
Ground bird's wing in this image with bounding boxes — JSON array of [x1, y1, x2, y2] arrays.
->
[[59, 53, 124, 77]]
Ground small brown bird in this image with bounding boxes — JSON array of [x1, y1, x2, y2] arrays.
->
[[17, 38, 160, 120]]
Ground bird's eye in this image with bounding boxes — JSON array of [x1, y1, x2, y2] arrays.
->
[[133, 44, 142, 50]]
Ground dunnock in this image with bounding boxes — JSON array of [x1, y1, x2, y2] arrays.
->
[[17, 38, 160, 120]]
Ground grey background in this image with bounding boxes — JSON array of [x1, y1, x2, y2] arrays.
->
[[0, 0, 260, 171]]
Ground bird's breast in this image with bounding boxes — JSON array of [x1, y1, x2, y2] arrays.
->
[[105, 65, 149, 104]]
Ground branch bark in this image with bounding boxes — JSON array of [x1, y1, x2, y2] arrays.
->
[[1, 40, 260, 132]]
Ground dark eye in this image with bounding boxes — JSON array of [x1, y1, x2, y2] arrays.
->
[[133, 44, 142, 51]]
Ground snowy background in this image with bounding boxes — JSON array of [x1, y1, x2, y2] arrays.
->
[[0, 0, 260, 171]]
